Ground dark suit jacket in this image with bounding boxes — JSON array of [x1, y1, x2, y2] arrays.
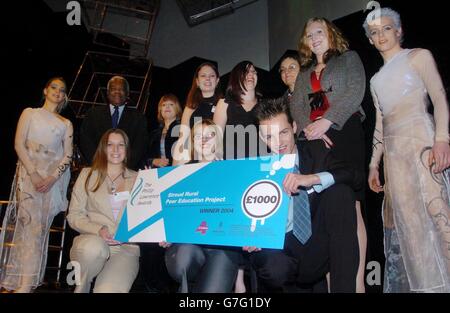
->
[[297, 138, 363, 209], [142, 119, 180, 168], [79, 105, 149, 170]]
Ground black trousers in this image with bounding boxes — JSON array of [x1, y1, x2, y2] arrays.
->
[[250, 184, 359, 293]]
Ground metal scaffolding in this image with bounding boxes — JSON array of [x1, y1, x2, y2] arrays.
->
[[68, 51, 153, 118], [81, 0, 160, 56]]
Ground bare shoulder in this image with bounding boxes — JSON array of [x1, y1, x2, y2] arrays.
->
[[183, 106, 195, 114], [216, 98, 228, 109], [181, 106, 195, 119]]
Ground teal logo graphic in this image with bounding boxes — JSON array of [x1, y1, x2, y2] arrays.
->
[[130, 178, 144, 206]]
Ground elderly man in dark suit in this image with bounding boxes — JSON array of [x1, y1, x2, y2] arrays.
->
[[246, 98, 362, 293], [80, 76, 149, 170]]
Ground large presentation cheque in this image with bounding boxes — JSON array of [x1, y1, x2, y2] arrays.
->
[[115, 155, 295, 249]]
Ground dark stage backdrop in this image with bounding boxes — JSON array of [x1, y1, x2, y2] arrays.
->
[[0, 0, 448, 292], [0, 1, 91, 199]]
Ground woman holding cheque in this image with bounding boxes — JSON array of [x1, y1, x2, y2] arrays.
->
[[67, 129, 140, 293], [162, 119, 242, 293]]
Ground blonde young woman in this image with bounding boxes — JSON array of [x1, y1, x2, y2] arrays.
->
[[141, 94, 182, 292], [162, 120, 244, 293], [364, 7, 450, 292], [0, 77, 72, 293], [67, 129, 140, 293]]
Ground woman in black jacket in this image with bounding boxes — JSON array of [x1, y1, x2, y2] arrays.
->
[[144, 94, 182, 168], [140, 94, 183, 292]]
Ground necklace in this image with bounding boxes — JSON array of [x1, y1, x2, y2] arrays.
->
[[107, 172, 123, 194]]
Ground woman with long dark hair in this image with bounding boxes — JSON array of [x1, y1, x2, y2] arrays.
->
[[0, 77, 72, 292], [279, 51, 301, 102], [173, 63, 222, 165], [214, 61, 262, 160], [67, 129, 140, 293]]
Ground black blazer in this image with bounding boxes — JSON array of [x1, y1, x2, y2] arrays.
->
[[297, 138, 363, 207], [143, 120, 180, 168], [79, 105, 149, 170]]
